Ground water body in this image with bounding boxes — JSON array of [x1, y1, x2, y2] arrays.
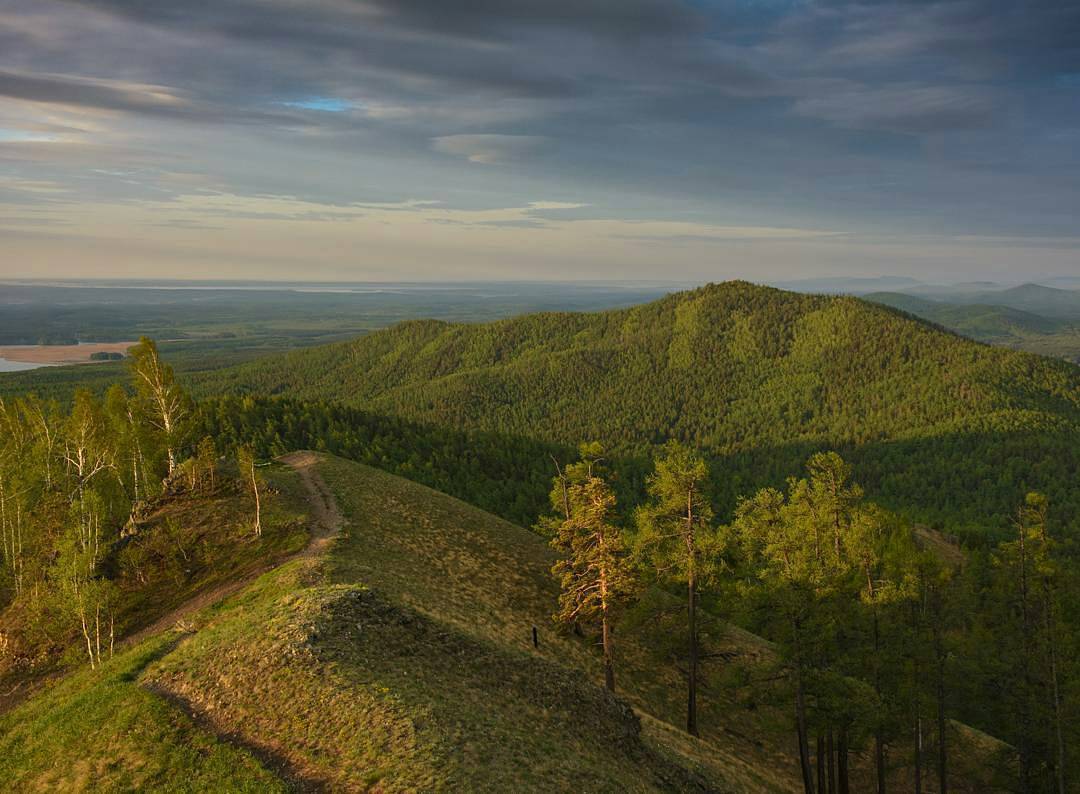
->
[[0, 357, 50, 372]]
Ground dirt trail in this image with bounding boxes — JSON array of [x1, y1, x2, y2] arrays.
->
[[125, 451, 342, 646]]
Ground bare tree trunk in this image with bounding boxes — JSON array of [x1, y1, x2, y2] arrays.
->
[[1018, 521, 1032, 794], [95, 604, 102, 667], [80, 610, 95, 670], [817, 735, 826, 794], [827, 730, 836, 794], [1046, 606, 1066, 794], [685, 487, 700, 736], [601, 610, 615, 692], [793, 617, 815, 794], [863, 573, 886, 794], [935, 626, 947, 794], [251, 464, 262, 536], [914, 651, 923, 794], [838, 727, 850, 794], [915, 715, 923, 794], [687, 568, 699, 736]]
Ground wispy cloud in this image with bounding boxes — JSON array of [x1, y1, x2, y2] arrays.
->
[[0, 0, 1076, 278], [432, 134, 547, 164]]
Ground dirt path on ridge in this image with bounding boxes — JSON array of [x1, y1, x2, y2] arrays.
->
[[124, 451, 342, 646]]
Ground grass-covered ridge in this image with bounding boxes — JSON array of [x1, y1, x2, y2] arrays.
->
[[0, 634, 285, 792], [0, 453, 1016, 791], [0, 455, 759, 791]]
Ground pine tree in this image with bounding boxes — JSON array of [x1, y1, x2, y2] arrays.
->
[[550, 444, 631, 692], [635, 441, 722, 735]]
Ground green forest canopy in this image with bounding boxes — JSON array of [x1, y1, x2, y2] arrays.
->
[[190, 282, 1080, 541]]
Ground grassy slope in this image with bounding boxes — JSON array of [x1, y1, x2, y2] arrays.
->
[[0, 454, 1011, 791], [0, 464, 308, 681], [309, 458, 1002, 792], [316, 455, 795, 791], [0, 464, 314, 791], [141, 455, 772, 792], [0, 635, 284, 792], [1, 455, 755, 792]]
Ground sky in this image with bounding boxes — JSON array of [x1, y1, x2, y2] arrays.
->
[[1, 0, 1078, 282]]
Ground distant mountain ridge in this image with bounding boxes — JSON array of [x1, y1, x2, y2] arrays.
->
[[864, 292, 1065, 338], [903, 282, 1080, 321]]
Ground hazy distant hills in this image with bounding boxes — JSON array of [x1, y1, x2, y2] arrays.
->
[[864, 292, 1065, 338], [861, 285, 1080, 362], [902, 283, 1080, 321], [776, 277, 1080, 320], [769, 277, 1080, 362]]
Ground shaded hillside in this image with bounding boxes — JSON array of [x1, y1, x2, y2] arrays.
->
[[866, 291, 1080, 362], [192, 282, 1080, 537], [864, 292, 1064, 339], [904, 283, 1080, 321]]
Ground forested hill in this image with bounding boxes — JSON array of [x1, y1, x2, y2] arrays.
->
[[195, 281, 1080, 446], [193, 282, 1080, 535]]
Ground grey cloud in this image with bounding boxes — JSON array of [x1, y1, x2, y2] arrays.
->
[[0, 69, 188, 115], [0, 68, 324, 128], [792, 83, 1001, 134], [0, 0, 1075, 247], [432, 134, 547, 164]]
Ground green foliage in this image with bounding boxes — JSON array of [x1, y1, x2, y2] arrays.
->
[[635, 442, 722, 587], [548, 450, 633, 691], [194, 395, 568, 528], [186, 282, 1080, 540], [0, 349, 307, 681]]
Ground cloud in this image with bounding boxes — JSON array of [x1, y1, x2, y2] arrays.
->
[[279, 97, 352, 113], [0, 68, 187, 114], [432, 134, 547, 164], [527, 201, 589, 210], [0, 0, 1076, 272], [792, 83, 1000, 134], [0, 67, 321, 129]]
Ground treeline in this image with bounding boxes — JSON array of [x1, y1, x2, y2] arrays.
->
[[191, 395, 1080, 549], [545, 442, 1079, 793], [193, 395, 568, 528]]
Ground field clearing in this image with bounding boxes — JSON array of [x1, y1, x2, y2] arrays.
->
[[0, 341, 135, 364]]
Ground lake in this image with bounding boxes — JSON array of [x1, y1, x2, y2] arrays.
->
[[0, 357, 52, 372]]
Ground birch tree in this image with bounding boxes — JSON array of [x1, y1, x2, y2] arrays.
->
[[237, 445, 262, 537], [130, 337, 189, 477]]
